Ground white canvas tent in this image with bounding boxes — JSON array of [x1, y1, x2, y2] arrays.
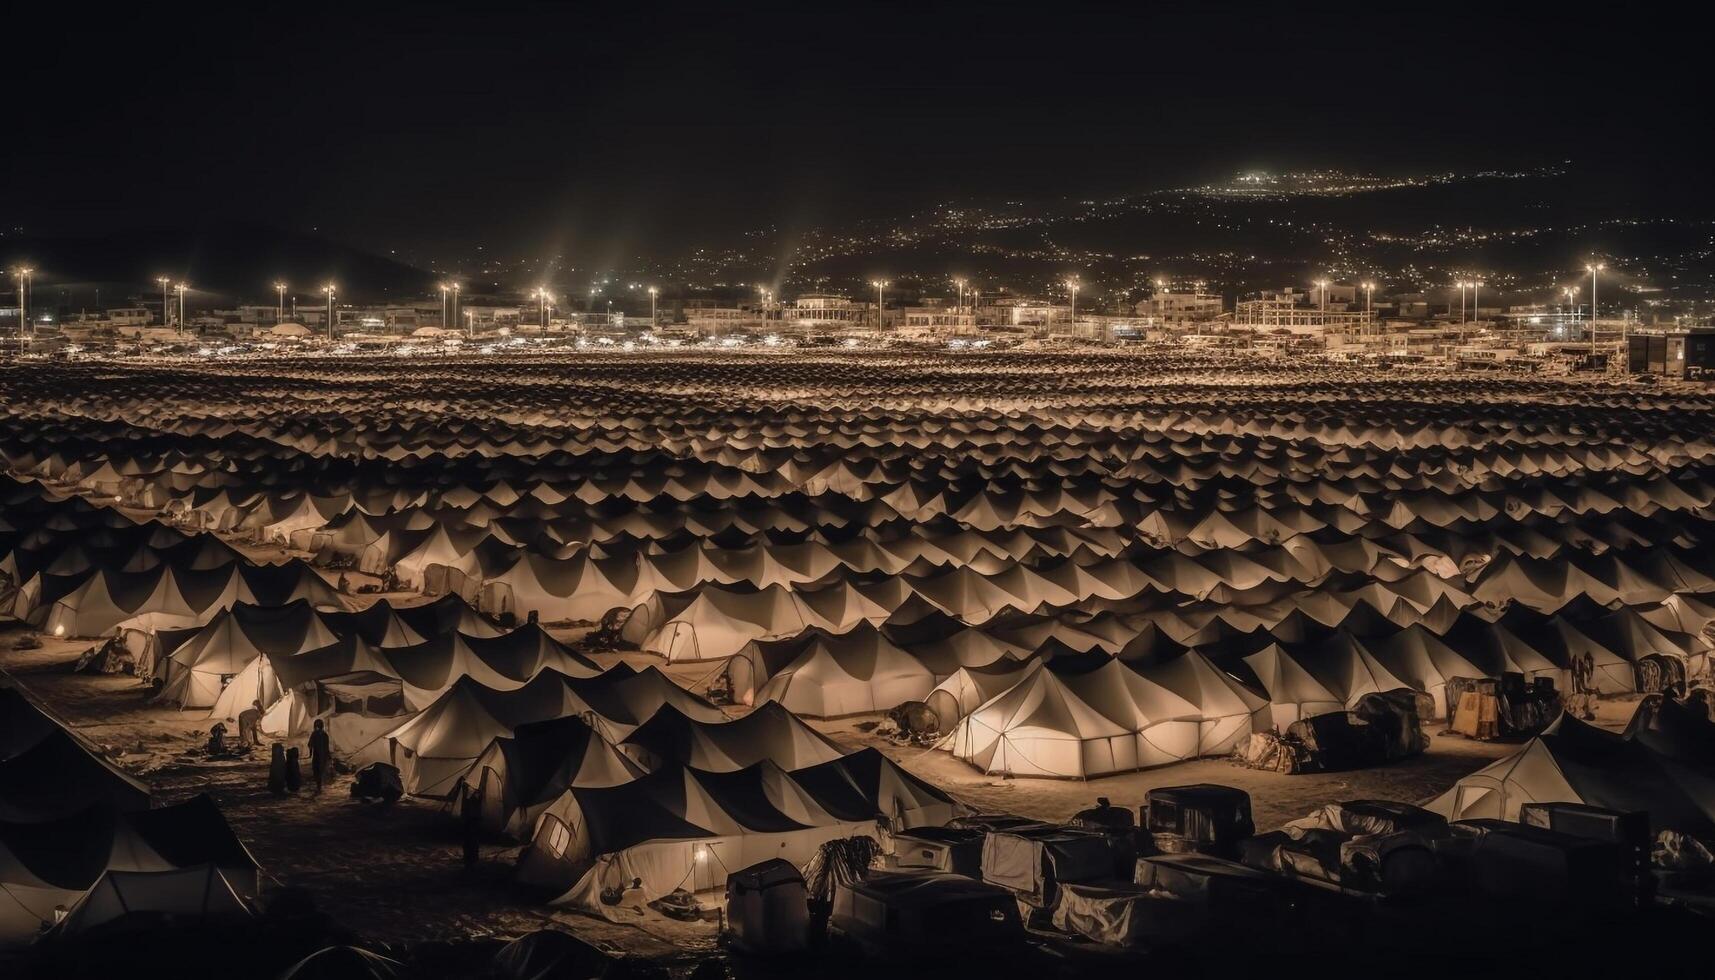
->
[[1428, 714, 1715, 836], [751, 631, 935, 718], [939, 658, 1204, 778]]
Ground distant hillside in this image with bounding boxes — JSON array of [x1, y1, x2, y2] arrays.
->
[[3, 221, 437, 306], [756, 164, 1715, 302]]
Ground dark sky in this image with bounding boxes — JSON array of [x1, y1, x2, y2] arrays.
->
[[8, 0, 1708, 266]]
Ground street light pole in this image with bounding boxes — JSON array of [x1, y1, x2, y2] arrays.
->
[[323, 283, 336, 339], [14, 267, 32, 341], [275, 282, 287, 325], [648, 286, 658, 327], [156, 277, 172, 329], [175, 282, 188, 336], [870, 280, 888, 334], [1066, 277, 1080, 335], [1361, 281, 1374, 339], [1586, 262, 1605, 353]]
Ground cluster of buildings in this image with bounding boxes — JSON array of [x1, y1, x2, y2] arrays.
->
[[30, 287, 1215, 345], [12, 275, 1713, 377], [43, 298, 546, 344], [675, 288, 1218, 342]]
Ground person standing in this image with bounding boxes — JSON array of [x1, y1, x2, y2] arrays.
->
[[268, 743, 288, 797], [308, 719, 332, 794], [1577, 652, 1591, 720], [237, 699, 264, 748]]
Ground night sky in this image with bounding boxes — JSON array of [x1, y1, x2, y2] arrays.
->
[[9, 0, 1708, 265]]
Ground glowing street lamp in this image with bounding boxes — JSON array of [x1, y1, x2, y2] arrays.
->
[[1586, 261, 1605, 352], [1455, 280, 1468, 324], [1066, 276, 1081, 331], [449, 282, 462, 336], [156, 276, 172, 329], [870, 279, 889, 333], [1471, 280, 1483, 326], [322, 283, 336, 339], [175, 282, 189, 336], [953, 277, 967, 314], [438, 282, 451, 328], [1314, 278, 1329, 312], [274, 281, 288, 325], [647, 285, 659, 326], [534, 287, 553, 332], [13, 266, 32, 339], [1361, 281, 1375, 337]]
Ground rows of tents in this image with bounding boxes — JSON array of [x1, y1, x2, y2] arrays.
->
[[9, 360, 1715, 764], [7, 348, 1715, 940], [260, 648, 961, 909], [148, 598, 966, 909], [8, 449, 1715, 784], [0, 520, 973, 916], [9, 349, 1715, 465]]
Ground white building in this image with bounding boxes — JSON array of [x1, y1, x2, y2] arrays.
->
[[53, 308, 156, 332], [902, 306, 977, 334], [783, 294, 869, 331], [681, 301, 761, 333], [1233, 289, 1372, 338], [1139, 291, 1223, 322], [979, 299, 1067, 333], [1083, 315, 1159, 343], [107, 307, 154, 327]]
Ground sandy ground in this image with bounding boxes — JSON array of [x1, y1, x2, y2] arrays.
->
[[1, 605, 1644, 955]]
